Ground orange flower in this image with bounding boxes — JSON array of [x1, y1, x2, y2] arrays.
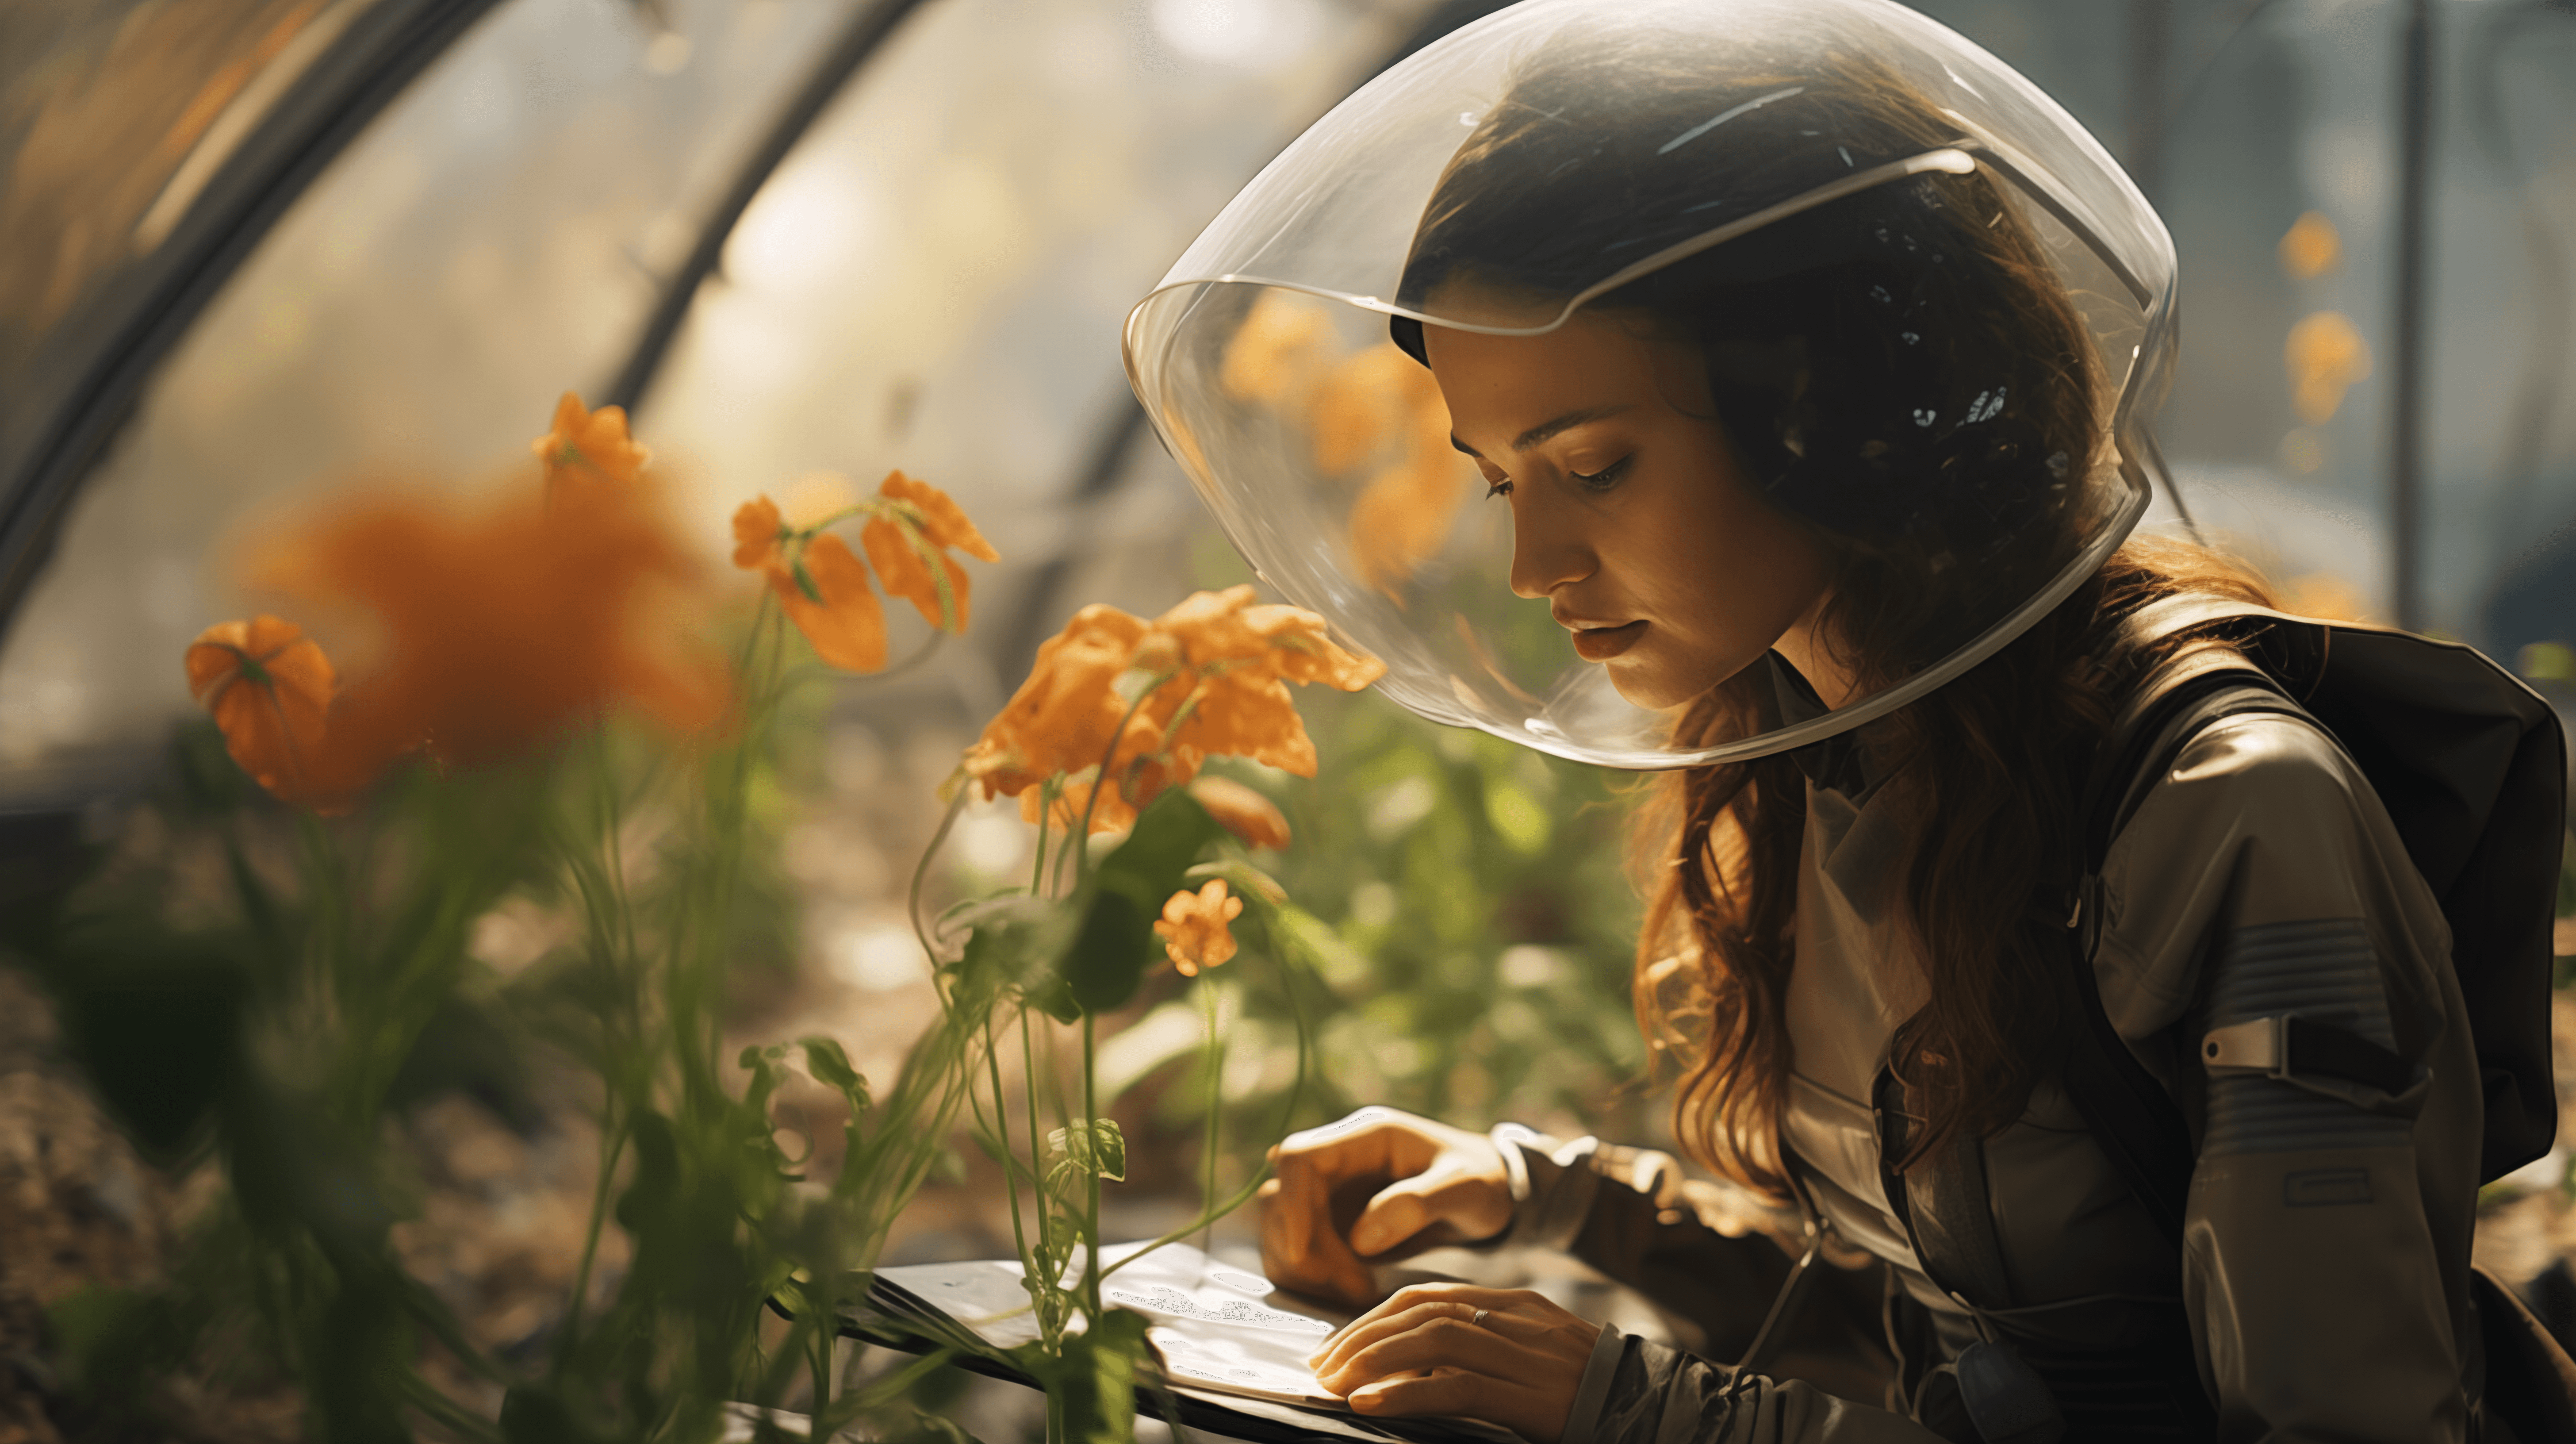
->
[[532, 392, 650, 488], [877, 470, 997, 563], [1186, 776, 1290, 851], [964, 589, 1382, 834], [240, 473, 728, 809], [185, 616, 336, 801], [964, 604, 1170, 831], [731, 496, 891, 672], [1221, 292, 1334, 406], [732, 495, 786, 570], [861, 517, 971, 632], [1155, 879, 1243, 977], [774, 532, 888, 672], [1348, 452, 1470, 594], [864, 470, 995, 633], [1307, 344, 1427, 475]]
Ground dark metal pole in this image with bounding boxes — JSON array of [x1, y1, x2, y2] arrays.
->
[[2390, 0, 2434, 630], [602, 0, 935, 414]]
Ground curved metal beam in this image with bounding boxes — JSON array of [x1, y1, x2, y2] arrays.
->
[[0, 0, 508, 641], [601, 0, 936, 414]]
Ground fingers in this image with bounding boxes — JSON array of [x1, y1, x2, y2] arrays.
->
[[1311, 1305, 1538, 1395], [1308, 1285, 1543, 1378], [1260, 1173, 1372, 1307], [1261, 1109, 1449, 1307], [1349, 1165, 1510, 1255], [1347, 1366, 1558, 1443]]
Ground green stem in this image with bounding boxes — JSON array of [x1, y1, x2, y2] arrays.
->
[[987, 1014, 1035, 1289], [1103, 924, 1312, 1284], [1022, 1008, 1057, 1345], [1082, 1013, 1102, 1323], [1200, 977, 1221, 1252], [1029, 777, 1058, 900], [910, 785, 972, 986], [551, 1094, 627, 1373]]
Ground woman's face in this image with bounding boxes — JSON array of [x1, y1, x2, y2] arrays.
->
[[1422, 309, 1833, 711]]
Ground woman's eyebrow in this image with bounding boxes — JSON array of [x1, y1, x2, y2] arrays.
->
[[1449, 405, 1637, 459]]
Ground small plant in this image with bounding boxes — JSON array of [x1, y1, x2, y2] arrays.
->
[[908, 583, 1381, 1443]]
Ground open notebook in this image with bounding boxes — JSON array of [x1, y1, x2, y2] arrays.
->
[[839, 1241, 1522, 1444]]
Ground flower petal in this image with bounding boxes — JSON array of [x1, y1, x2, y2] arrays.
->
[[185, 615, 336, 802], [535, 392, 651, 485], [1187, 775, 1291, 851], [732, 496, 785, 571], [878, 470, 998, 563], [862, 515, 972, 631], [775, 533, 887, 672]]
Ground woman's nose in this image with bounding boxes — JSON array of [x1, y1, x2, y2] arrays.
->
[[1506, 496, 1594, 599]]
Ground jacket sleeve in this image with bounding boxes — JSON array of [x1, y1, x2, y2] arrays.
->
[[1490, 1129, 1915, 1443], [2093, 713, 2479, 1442], [1575, 1334, 1945, 1444], [1489, 1125, 1807, 1359]]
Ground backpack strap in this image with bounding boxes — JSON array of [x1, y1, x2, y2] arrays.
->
[[2062, 654, 2296, 1247], [2061, 618, 2466, 1245]]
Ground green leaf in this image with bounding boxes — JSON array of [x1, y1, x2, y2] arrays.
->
[[952, 894, 1074, 1001], [1046, 1119, 1126, 1183], [799, 1035, 870, 1115], [1061, 790, 1224, 1014]]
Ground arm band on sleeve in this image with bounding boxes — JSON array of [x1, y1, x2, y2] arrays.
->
[[2200, 919, 2415, 1156], [1556, 1321, 1628, 1444]]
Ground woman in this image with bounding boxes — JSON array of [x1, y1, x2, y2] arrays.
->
[[1121, 2, 2561, 1439]]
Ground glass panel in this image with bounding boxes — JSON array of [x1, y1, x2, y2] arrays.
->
[[0, 0, 850, 789]]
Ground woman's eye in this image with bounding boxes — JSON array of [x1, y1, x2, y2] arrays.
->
[[1569, 457, 1631, 492], [1483, 476, 1513, 500]]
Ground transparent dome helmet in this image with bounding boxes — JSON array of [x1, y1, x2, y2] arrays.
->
[[1123, 0, 2171, 769]]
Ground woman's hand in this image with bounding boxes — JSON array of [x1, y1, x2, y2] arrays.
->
[[1308, 1282, 1602, 1444], [1257, 1107, 1515, 1308]]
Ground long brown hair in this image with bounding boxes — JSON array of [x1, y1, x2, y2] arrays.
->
[[1394, 29, 2283, 1192], [1630, 538, 2277, 1196]]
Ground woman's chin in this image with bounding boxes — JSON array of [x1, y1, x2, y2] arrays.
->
[[1599, 649, 1761, 713], [1600, 660, 1694, 712]]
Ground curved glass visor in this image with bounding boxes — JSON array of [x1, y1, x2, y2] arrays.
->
[[1124, 0, 2173, 769]]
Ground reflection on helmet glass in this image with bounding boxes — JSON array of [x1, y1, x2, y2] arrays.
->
[[1125, 0, 2171, 768]]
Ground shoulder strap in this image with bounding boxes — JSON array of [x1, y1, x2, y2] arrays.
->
[[2062, 649, 2308, 1249]]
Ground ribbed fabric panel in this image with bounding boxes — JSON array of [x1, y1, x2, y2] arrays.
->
[[2200, 919, 2411, 1156]]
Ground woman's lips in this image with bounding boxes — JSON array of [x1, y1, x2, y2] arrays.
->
[[1570, 620, 1648, 662]]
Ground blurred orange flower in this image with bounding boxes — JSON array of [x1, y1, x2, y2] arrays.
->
[[878, 470, 998, 563], [963, 587, 1381, 834], [777, 533, 888, 673], [1305, 344, 1470, 593], [1156, 879, 1243, 977], [532, 392, 650, 488], [731, 495, 890, 672], [242, 475, 728, 809], [1220, 292, 1334, 406], [1186, 776, 1290, 851], [732, 495, 786, 570], [1307, 344, 1426, 476], [732, 472, 991, 661], [185, 616, 336, 802]]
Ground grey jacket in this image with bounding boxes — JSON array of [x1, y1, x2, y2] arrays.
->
[[1501, 710, 2479, 1443]]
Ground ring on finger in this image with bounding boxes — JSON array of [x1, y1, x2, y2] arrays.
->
[[1469, 1308, 1490, 1329]]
